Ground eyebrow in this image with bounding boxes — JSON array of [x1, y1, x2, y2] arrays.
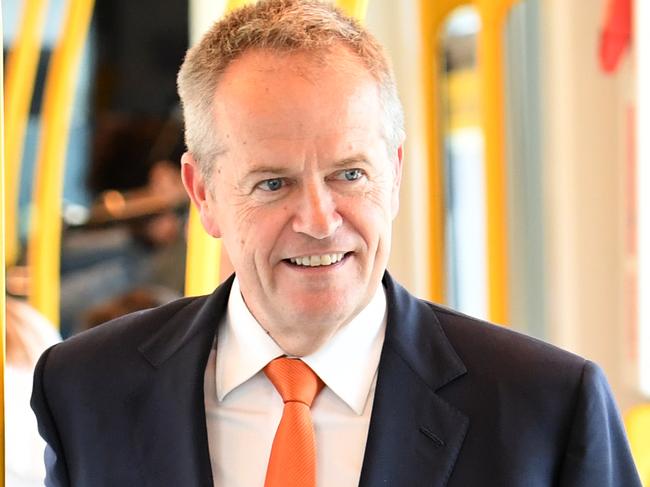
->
[[242, 154, 370, 179], [242, 165, 292, 179], [332, 154, 369, 168]]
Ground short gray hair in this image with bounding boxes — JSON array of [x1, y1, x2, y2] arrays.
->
[[177, 0, 405, 177]]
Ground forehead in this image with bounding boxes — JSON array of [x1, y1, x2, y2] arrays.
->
[[212, 47, 383, 141]]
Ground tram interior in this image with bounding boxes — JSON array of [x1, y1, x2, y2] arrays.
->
[[2, 0, 649, 484]]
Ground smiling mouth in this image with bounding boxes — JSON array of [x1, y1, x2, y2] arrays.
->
[[286, 252, 349, 267]]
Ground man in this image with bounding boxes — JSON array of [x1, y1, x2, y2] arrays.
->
[[32, 1, 641, 486]]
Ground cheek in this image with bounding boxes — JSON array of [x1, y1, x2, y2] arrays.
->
[[347, 186, 394, 222], [227, 205, 291, 257], [341, 197, 391, 242]]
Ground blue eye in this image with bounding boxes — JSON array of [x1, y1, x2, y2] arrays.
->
[[341, 169, 364, 181], [258, 178, 284, 191]]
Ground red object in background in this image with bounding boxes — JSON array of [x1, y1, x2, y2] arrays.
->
[[599, 0, 632, 73]]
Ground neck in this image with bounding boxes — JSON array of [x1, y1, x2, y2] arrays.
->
[[265, 325, 338, 357]]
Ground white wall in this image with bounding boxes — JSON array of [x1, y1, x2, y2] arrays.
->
[[188, 0, 226, 44], [542, 0, 645, 411], [365, 0, 431, 299], [636, 0, 650, 398]]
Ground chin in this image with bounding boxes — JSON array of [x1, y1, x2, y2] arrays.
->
[[288, 295, 363, 328]]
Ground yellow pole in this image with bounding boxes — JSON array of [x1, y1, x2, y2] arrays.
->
[[1, 8, 7, 485], [420, 0, 468, 303], [4, 0, 50, 267], [227, 0, 251, 10], [336, 0, 370, 20], [185, 206, 223, 296], [184, 0, 256, 296], [476, 0, 519, 325], [420, 0, 518, 316], [28, 0, 95, 325], [625, 405, 650, 486]]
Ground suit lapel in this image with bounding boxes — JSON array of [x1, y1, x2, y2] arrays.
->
[[359, 274, 469, 487], [119, 272, 466, 486], [128, 276, 235, 487]]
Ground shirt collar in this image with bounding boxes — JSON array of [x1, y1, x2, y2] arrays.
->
[[215, 278, 284, 402], [216, 277, 387, 415]]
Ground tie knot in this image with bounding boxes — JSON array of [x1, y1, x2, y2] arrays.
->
[[264, 357, 324, 407]]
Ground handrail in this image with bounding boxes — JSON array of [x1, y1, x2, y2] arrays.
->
[[420, 0, 519, 323], [3, 0, 50, 267], [336, 0, 369, 20], [227, 0, 252, 9], [28, 0, 95, 325], [185, 206, 223, 296], [419, 0, 467, 304], [184, 0, 256, 297], [625, 404, 650, 485], [477, 0, 520, 325]]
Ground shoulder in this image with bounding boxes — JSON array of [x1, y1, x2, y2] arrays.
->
[[434, 303, 584, 365], [383, 273, 589, 391], [36, 295, 210, 383], [419, 302, 612, 444], [429, 302, 589, 385], [56, 295, 205, 350]]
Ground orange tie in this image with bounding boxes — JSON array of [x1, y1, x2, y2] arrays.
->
[[264, 357, 325, 487]]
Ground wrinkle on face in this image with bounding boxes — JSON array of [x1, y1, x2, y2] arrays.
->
[[196, 46, 403, 355]]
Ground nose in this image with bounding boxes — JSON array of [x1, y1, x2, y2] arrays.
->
[[292, 181, 342, 239]]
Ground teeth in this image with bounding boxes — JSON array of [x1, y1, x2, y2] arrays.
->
[[289, 253, 345, 267]]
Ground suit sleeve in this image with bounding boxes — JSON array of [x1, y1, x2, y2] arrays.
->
[[557, 360, 642, 486], [31, 345, 71, 487]]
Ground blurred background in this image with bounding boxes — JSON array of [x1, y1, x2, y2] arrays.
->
[[2, 0, 649, 484]]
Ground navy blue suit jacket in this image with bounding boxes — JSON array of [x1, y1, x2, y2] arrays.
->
[[32, 273, 641, 486]]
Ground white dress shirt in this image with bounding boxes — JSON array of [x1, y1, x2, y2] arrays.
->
[[204, 277, 387, 487]]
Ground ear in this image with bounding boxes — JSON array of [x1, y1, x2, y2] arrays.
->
[[180, 152, 221, 238], [391, 144, 404, 219]]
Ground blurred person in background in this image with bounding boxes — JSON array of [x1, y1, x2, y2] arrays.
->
[[80, 286, 179, 331], [6, 297, 61, 487], [59, 115, 188, 337]]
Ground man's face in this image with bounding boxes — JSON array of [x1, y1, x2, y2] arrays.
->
[[182, 47, 403, 354]]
